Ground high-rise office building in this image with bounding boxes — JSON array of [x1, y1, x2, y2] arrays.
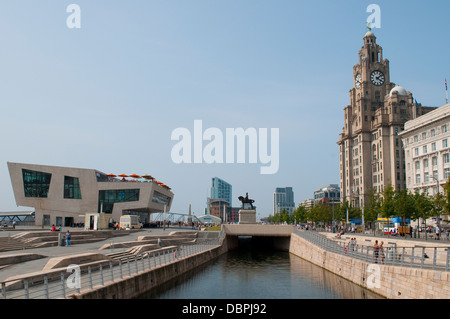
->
[[337, 30, 436, 208], [210, 177, 232, 205], [206, 177, 232, 216], [314, 184, 340, 205], [273, 187, 295, 215]]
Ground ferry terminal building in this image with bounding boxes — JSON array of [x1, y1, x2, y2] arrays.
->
[[7, 162, 174, 227]]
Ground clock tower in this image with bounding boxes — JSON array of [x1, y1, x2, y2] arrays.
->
[[338, 30, 436, 209]]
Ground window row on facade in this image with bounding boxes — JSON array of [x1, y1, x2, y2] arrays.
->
[[405, 124, 448, 146]]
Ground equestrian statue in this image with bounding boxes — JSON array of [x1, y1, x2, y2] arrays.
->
[[238, 193, 255, 210]]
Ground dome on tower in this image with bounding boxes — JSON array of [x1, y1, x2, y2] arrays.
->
[[364, 30, 375, 38], [390, 86, 407, 97]]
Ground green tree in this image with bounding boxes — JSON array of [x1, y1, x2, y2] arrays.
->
[[412, 190, 434, 238], [380, 184, 396, 218], [364, 187, 382, 231], [442, 177, 450, 221], [280, 209, 291, 224], [292, 205, 307, 224], [338, 200, 361, 223], [431, 193, 444, 227], [394, 189, 415, 221], [337, 201, 351, 223]]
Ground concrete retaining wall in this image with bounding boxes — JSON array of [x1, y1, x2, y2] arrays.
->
[[68, 238, 230, 299], [289, 232, 450, 299]]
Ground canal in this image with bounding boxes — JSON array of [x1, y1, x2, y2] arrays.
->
[[140, 238, 383, 299]]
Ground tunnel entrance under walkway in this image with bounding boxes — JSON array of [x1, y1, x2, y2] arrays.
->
[[234, 235, 291, 251], [222, 225, 295, 252]]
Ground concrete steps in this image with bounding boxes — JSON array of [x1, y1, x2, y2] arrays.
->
[[0, 230, 138, 252], [0, 237, 27, 252]]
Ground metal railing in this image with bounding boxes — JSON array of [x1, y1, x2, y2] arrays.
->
[[295, 230, 450, 272], [0, 236, 223, 299]]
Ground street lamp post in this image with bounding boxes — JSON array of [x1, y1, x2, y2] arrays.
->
[[432, 176, 441, 238], [332, 201, 335, 233], [163, 204, 166, 231]]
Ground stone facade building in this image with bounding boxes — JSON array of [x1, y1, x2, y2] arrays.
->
[[337, 31, 436, 207], [401, 103, 450, 195]]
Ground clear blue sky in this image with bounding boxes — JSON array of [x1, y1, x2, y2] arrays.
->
[[1, 0, 449, 218]]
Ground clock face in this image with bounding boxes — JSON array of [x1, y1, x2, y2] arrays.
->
[[355, 74, 362, 89], [370, 70, 385, 86]]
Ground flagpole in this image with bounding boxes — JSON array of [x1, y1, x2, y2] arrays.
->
[[446, 78, 448, 104]]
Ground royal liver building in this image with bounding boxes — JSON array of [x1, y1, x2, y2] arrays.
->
[[337, 30, 436, 208]]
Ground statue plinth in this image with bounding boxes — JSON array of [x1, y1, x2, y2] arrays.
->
[[238, 209, 256, 224]]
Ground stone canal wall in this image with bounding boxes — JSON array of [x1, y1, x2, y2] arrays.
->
[[289, 232, 450, 299], [69, 237, 231, 299]]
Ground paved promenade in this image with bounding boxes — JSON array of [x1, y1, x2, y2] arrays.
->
[[0, 226, 195, 282]]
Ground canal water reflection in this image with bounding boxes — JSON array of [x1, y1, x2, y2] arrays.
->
[[140, 249, 383, 299]]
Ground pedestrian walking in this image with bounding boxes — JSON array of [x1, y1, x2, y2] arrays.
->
[[65, 230, 72, 247], [373, 240, 379, 263], [435, 226, 440, 240]]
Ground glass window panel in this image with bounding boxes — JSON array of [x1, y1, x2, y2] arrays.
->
[[98, 189, 140, 213], [64, 176, 81, 199], [22, 169, 52, 198]]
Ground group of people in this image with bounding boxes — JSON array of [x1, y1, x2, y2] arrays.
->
[[373, 240, 385, 264], [344, 237, 357, 254], [50, 225, 72, 247]]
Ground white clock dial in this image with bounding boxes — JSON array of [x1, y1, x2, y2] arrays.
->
[[355, 74, 362, 89], [370, 70, 385, 86]]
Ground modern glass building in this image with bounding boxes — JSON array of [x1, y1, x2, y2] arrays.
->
[[206, 177, 232, 215], [273, 187, 295, 215], [8, 162, 174, 227], [211, 177, 232, 205]]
